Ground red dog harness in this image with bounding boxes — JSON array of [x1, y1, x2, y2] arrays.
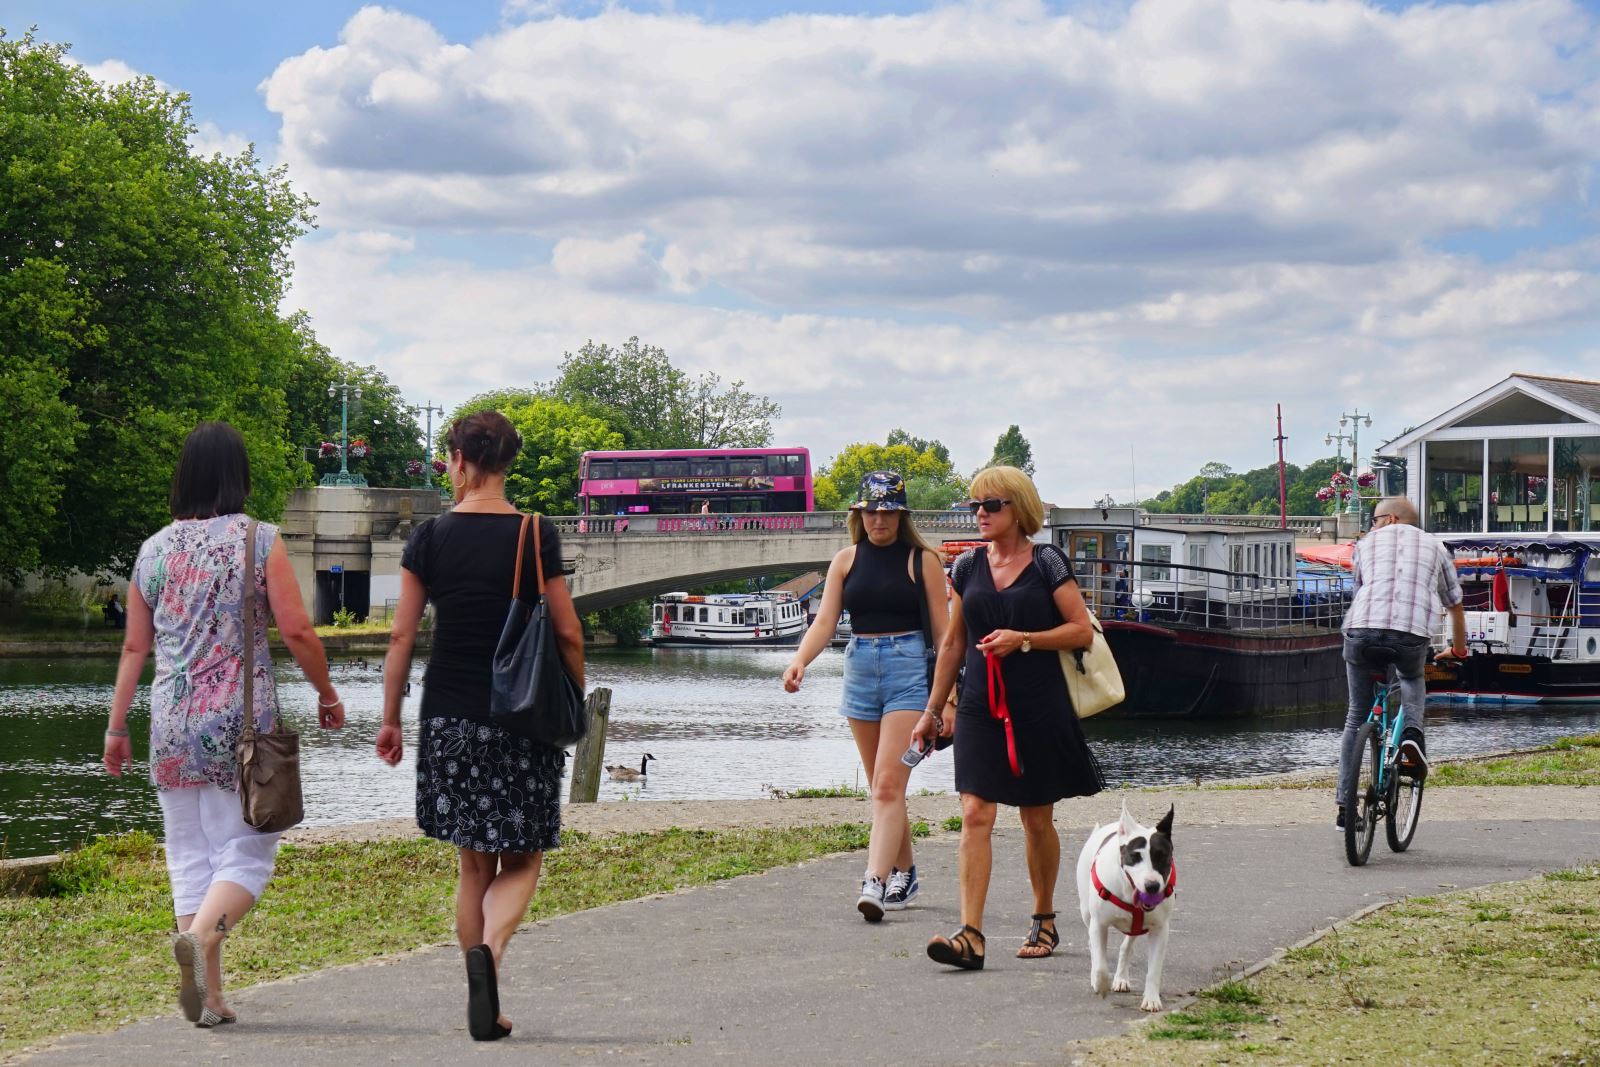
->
[[1090, 829, 1177, 937], [985, 651, 1022, 777]]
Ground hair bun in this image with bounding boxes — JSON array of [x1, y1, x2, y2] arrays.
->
[[446, 410, 522, 475]]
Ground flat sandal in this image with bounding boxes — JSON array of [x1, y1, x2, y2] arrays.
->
[[1017, 912, 1059, 959], [926, 924, 986, 971]]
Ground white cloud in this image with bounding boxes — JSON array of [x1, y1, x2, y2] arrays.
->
[[261, 0, 1600, 501], [81, 58, 167, 90]]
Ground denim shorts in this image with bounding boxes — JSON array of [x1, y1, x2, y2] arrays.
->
[[839, 632, 930, 722]]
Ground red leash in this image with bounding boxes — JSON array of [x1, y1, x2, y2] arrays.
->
[[985, 651, 1023, 777]]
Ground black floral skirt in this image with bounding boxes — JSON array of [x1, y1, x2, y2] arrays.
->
[[416, 716, 565, 853]]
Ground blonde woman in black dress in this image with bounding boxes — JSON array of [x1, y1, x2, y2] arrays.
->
[[911, 465, 1105, 969]]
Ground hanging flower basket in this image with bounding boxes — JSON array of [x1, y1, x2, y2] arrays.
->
[[432, 458, 448, 474], [348, 438, 371, 459], [318, 441, 339, 459], [1329, 471, 1351, 487], [1316, 486, 1335, 502], [405, 459, 425, 477], [1357, 471, 1376, 488]]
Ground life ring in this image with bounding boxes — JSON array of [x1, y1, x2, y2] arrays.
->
[[663, 617, 672, 635]]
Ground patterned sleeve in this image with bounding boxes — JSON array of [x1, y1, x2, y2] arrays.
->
[[130, 534, 158, 607], [1036, 543, 1078, 591], [400, 516, 435, 583], [950, 548, 979, 596], [254, 521, 278, 581]]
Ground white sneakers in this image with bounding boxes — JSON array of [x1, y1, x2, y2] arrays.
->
[[857, 876, 886, 923]]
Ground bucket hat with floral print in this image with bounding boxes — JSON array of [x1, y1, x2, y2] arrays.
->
[[851, 470, 910, 511]]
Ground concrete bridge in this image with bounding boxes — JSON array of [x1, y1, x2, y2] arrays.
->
[[550, 511, 980, 613]]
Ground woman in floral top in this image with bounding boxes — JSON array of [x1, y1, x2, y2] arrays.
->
[[104, 421, 345, 1029]]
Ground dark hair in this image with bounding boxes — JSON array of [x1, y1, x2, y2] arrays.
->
[[446, 410, 522, 475], [170, 421, 251, 519]]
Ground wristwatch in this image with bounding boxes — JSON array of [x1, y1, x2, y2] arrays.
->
[[1020, 632, 1032, 653]]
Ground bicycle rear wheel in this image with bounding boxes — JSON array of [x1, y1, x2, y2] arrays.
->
[[1386, 769, 1424, 852], [1343, 722, 1379, 867]]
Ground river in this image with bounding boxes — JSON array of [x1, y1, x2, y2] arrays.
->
[[4, 649, 1600, 858]]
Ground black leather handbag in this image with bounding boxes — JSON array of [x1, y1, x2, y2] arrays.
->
[[489, 515, 587, 748]]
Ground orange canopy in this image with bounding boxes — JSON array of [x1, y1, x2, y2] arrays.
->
[[1296, 542, 1355, 570]]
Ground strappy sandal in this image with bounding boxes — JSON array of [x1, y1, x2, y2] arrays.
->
[[1017, 913, 1059, 959], [926, 924, 986, 971]]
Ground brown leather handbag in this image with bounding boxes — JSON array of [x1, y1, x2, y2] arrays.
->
[[235, 518, 304, 833]]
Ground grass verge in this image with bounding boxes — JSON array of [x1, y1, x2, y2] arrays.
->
[[1076, 864, 1600, 1066], [0, 823, 870, 1057], [1208, 731, 1600, 791]]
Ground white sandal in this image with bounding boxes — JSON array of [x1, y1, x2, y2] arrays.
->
[[172, 932, 206, 1023]]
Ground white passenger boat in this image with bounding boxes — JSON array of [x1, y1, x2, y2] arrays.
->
[[650, 592, 807, 647]]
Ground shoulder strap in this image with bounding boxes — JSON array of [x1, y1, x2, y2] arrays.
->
[[511, 514, 532, 600], [241, 518, 258, 744], [533, 514, 547, 597], [912, 548, 932, 646]]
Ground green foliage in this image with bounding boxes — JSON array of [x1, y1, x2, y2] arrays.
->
[[987, 424, 1036, 476], [815, 440, 966, 511], [548, 337, 780, 449], [330, 607, 357, 629], [887, 428, 952, 466], [942, 815, 963, 832], [448, 390, 624, 514], [592, 600, 650, 647], [0, 33, 317, 580], [1143, 456, 1344, 516]]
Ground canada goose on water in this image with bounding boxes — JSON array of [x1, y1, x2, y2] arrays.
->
[[606, 754, 656, 782]]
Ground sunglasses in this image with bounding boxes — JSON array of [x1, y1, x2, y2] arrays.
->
[[965, 498, 1011, 514]]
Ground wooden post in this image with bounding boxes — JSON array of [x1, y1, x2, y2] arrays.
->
[[568, 687, 613, 804]]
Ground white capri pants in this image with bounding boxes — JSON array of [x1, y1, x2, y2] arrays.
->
[[158, 785, 281, 915]]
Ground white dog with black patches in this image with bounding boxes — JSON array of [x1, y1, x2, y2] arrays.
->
[[1075, 800, 1177, 1012]]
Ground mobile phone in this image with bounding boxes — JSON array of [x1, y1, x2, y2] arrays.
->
[[900, 740, 933, 768]]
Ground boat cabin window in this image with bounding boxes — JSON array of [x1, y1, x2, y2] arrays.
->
[[732, 611, 743, 625], [1187, 543, 1206, 571], [1140, 544, 1172, 582], [653, 604, 663, 621]]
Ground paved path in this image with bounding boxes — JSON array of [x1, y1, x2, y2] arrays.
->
[[26, 813, 1600, 1066]]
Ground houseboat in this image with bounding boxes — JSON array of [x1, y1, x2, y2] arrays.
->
[[1044, 508, 1352, 718], [650, 591, 807, 647], [1374, 371, 1600, 704]]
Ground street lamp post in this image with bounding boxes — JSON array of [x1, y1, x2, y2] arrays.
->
[[1338, 409, 1374, 523], [321, 378, 368, 487], [411, 401, 444, 488]]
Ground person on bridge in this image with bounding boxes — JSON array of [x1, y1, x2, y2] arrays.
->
[[378, 409, 585, 1042], [913, 465, 1105, 970], [1336, 496, 1467, 831], [783, 470, 949, 921], [103, 420, 345, 1028]]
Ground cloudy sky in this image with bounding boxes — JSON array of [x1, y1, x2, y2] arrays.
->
[[11, 0, 1600, 504]]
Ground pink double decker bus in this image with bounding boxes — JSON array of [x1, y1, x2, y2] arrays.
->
[[578, 447, 814, 516]]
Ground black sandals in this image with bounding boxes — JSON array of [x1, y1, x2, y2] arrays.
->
[[926, 925, 986, 970], [465, 944, 511, 1041], [1017, 912, 1059, 959]]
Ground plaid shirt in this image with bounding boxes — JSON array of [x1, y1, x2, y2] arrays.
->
[[1344, 523, 1463, 639]]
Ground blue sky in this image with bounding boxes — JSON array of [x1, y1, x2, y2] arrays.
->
[[6, 0, 1600, 502]]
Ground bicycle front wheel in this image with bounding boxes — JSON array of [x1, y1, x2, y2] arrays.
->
[[1343, 721, 1379, 867], [1386, 767, 1424, 852]]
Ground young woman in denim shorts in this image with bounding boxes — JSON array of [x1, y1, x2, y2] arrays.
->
[[783, 471, 950, 921]]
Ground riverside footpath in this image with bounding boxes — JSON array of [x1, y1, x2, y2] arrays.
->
[[21, 785, 1600, 1066]]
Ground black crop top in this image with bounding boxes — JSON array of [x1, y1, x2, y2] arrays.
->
[[842, 540, 923, 634]]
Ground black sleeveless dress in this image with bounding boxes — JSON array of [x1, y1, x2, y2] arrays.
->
[[951, 544, 1106, 807]]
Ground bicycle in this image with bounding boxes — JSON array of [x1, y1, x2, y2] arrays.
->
[[1342, 646, 1426, 867]]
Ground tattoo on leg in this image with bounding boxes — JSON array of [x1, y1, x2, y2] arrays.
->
[[215, 914, 228, 934]]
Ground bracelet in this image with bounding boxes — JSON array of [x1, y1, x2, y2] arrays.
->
[[319, 696, 342, 707], [105, 727, 129, 738]]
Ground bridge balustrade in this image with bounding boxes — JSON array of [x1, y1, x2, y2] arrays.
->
[[549, 511, 978, 537]]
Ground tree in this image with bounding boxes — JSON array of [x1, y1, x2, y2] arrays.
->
[[887, 428, 952, 467], [591, 602, 651, 647], [1197, 461, 1233, 512], [987, 425, 1036, 476], [814, 441, 966, 510], [447, 390, 624, 514], [548, 337, 779, 449], [0, 33, 316, 580]]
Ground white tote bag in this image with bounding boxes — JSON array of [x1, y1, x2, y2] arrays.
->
[[1060, 613, 1125, 719]]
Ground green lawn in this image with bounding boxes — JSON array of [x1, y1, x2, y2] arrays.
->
[[1078, 865, 1600, 1066], [0, 824, 870, 1056]]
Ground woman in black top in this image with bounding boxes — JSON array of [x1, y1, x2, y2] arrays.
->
[[783, 471, 948, 921], [379, 410, 584, 1041], [912, 465, 1105, 970]]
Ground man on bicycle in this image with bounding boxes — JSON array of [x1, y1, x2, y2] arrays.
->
[[1336, 497, 1467, 830]]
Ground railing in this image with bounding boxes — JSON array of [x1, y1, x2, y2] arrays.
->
[[1436, 588, 1600, 660], [1153, 514, 1341, 539], [1073, 556, 1352, 632], [548, 510, 978, 537]]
